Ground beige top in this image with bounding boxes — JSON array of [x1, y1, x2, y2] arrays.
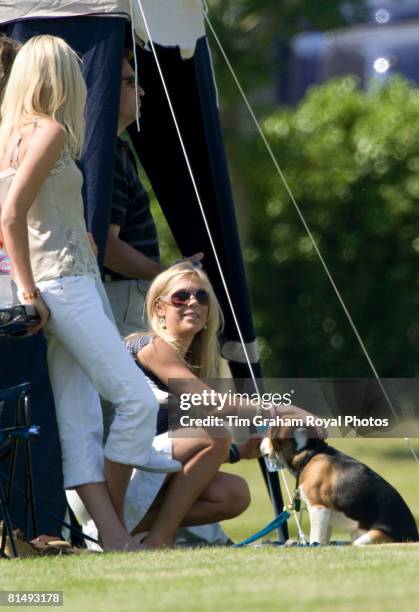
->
[[0, 148, 99, 283]]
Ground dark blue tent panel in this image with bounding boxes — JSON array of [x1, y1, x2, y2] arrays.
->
[[129, 39, 262, 380]]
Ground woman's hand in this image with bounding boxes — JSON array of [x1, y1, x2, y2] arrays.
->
[[237, 433, 265, 460], [181, 252, 204, 269], [27, 295, 50, 335], [272, 403, 328, 439]]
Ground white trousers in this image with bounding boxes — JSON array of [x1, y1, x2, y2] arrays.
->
[[35, 275, 159, 489]]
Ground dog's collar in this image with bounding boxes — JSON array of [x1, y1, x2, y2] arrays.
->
[[288, 448, 325, 515], [295, 450, 318, 485], [295, 441, 329, 487]]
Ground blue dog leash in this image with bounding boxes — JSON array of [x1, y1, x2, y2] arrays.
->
[[233, 510, 290, 548]]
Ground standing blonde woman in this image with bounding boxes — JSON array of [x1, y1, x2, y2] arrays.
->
[[0, 35, 177, 552]]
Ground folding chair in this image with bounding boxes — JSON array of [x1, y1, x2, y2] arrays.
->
[[0, 382, 39, 558]]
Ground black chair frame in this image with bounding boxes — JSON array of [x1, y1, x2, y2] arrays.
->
[[0, 382, 39, 558]]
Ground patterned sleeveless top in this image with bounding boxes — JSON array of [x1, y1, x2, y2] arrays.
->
[[0, 132, 99, 283], [126, 335, 169, 435]]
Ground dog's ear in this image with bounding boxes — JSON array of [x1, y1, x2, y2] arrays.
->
[[293, 425, 320, 452], [294, 427, 308, 452]]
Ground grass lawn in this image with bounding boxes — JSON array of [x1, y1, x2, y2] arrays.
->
[[1, 438, 418, 611]]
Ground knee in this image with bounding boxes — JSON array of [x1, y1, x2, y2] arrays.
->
[[120, 367, 160, 414], [223, 476, 251, 519], [145, 390, 160, 415], [231, 477, 251, 516], [132, 381, 160, 416]]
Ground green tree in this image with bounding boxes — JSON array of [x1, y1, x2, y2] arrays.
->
[[242, 76, 419, 377]]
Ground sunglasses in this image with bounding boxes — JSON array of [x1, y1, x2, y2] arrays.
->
[[162, 289, 210, 307]]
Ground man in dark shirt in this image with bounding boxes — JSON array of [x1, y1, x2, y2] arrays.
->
[[103, 57, 202, 337], [102, 57, 228, 546]]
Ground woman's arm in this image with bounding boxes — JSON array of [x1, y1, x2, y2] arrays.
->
[[223, 434, 264, 463], [139, 337, 212, 397], [0, 120, 66, 332], [140, 338, 327, 439]]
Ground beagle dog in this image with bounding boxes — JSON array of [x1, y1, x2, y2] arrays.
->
[[261, 425, 418, 545]]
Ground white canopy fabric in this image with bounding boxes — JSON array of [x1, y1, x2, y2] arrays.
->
[[131, 0, 206, 59], [0, 0, 206, 57]]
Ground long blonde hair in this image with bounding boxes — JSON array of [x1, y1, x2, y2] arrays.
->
[[0, 35, 86, 159], [139, 263, 224, 380]]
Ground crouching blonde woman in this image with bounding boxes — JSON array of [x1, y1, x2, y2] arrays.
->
[[119, 262, 323, 548], [69, 262, 263, 549], [0, 35, 176, 552]]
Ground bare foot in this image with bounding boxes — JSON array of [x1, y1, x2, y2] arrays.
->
[[141, 537, 174, 550], [101, 535, 147, 552]]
